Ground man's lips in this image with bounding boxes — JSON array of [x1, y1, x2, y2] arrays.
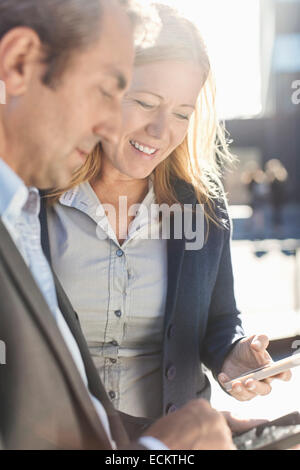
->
[[76, 148, 89, 157], [76, 149, 91, 163]]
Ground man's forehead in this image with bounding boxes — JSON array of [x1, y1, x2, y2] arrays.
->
[[73, 1, 134, 87], [99, 0, 135, 56]]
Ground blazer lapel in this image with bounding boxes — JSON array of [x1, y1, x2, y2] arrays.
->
[[54, 275, 130, 447], [39, 198, 130, 446], [164, 180, 197, 328], [0, 220, 111, 448], [165, 235, 185, 328]]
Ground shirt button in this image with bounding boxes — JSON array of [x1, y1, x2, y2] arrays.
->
[[116, 249, 124, 257], [166, 403, 177, 415], [109, 391, 116, 400], [111, 340, 118, 347], [166, 365, 177, 381], [110, 358, 117, 364], [114, 310, 122, 318]]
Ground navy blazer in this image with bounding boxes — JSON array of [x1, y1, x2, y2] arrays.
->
[[40, 179, 245, 417]]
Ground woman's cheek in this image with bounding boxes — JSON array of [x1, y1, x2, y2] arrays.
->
[[170, 124, 188, 151], [122, 107, 146, 134]]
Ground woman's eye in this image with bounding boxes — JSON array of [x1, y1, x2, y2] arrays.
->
[[135, 100, 154, 109], [175, 113, 189, 121]]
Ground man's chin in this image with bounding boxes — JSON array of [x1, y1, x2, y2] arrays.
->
[[34, 171, 72, 192]]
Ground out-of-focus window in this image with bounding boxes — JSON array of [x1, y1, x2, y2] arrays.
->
[[144, 0, 263, 119]]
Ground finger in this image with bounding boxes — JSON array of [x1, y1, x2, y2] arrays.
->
[[218, 373, 230, 387], [282, 370, 292, 381], [234, 418, 268, 431], [250, 334, 270, 353], [245, 378, 272, 396], [221, 411, 269, 434], [271, 370, 292, 382], [264, 377, 274, 385], [219, 374, 270, 399], [230, 382, 257, 401]]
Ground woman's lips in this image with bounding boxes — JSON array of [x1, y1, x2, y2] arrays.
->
[[129, 140, 159, 160]]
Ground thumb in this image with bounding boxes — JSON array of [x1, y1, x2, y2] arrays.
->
[[218, 373, 230, 384], [251, 334, 269, 353]]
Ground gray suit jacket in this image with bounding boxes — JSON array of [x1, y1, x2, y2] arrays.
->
[[0, 219, 148, 450]]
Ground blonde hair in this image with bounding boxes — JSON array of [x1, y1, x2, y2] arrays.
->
[[48, 3, 234, 228]]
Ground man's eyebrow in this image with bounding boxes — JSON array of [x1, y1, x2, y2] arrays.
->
[[116, 72, 127, 90], [108, 68, 127, 90]]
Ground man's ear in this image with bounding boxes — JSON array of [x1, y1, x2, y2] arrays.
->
[[0, 27, 42, 97]]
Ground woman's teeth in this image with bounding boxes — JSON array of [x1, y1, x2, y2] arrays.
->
[[130, 140, 157, 155]]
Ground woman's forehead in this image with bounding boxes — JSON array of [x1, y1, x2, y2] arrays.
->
[[129, 60, 204, 102]]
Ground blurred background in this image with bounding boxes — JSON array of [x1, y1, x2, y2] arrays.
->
[[145, 0, 300, 420]]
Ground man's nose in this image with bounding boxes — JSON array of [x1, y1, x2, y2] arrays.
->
[[93, 100, 123, 147]]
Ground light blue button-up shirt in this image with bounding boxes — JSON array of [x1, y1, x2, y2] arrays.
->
[[0, 157, 167, 451]]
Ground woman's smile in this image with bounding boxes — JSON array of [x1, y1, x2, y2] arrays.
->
[[129, 139, 160, 161]]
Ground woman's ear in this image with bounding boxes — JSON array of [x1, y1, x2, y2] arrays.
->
[[0, 27, 42, 98]]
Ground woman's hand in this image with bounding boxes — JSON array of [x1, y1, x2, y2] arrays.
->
[[218, 334, 292, 401]]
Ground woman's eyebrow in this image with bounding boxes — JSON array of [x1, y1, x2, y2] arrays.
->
[[133, 91, 163, 100], [178, 104, 195, 110], [131, 91, 195, 109]]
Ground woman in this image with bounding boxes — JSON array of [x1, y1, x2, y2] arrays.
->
[[43, 4, 288, 419]]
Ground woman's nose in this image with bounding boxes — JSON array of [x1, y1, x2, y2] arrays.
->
[[146, 112, 168, 140]]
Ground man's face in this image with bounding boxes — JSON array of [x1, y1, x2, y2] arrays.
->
[[3, 3, 134, 189]]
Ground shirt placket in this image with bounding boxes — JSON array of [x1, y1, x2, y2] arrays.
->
[[102, 240, 130, 406]]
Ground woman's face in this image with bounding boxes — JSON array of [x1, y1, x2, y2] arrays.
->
[[101, 60, 205, 180]]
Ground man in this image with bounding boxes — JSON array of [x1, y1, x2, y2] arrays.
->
[[0, 0, 235, 450]]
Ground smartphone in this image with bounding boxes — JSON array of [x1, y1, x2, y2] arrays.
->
[[233, 412, 300, 450], [224, 351, 300, 392]]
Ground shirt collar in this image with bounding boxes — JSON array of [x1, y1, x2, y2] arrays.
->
[[59, 178, 157, 221], [0, 158, 39, 221], [59, 179, 159, 245]]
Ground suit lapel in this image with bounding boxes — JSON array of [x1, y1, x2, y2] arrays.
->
[[54, 275, 130, 447], [0, 220, 111, 448], [40, 199, 130, 446]]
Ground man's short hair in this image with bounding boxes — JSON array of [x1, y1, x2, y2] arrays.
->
[[0, 0, 145, 88], [0, 0, 104, 87], [0, 0, 159, 87]]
